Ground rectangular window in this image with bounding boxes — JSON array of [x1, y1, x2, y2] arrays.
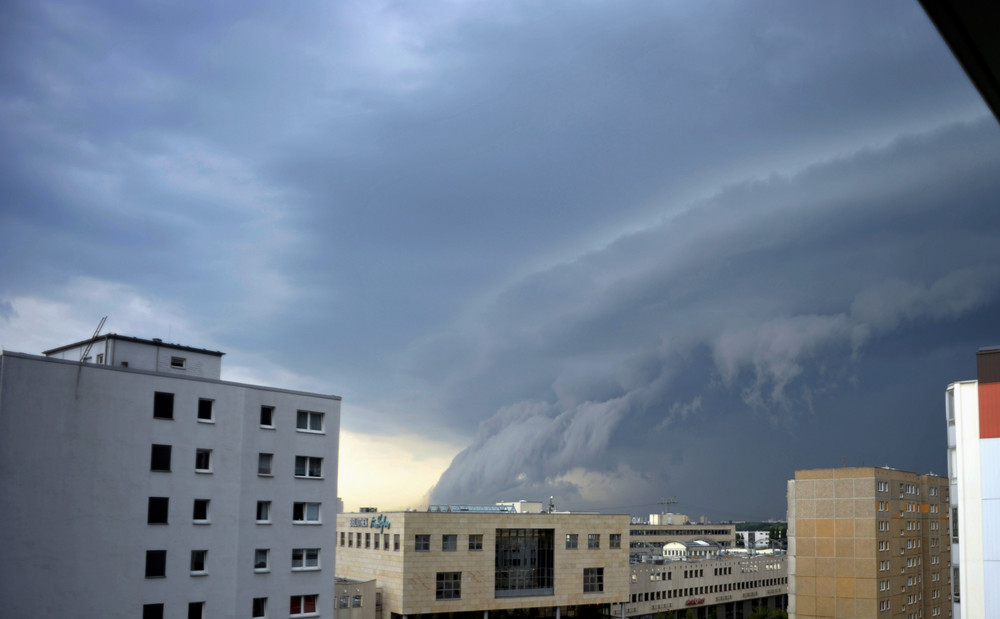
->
[[252, 598, 267, 618], [348, 532, 353, 547], [293, 502, 320, 523], [953, 507, 959, 541], [296, 410, 324, 432], [365, 533, 371, 548], [190, 549, 207, 574], [374, 534, 380, 549], [584, 567, 604, 593], [469, 534, 483, 550], [195, 449, 212, 473], [566, 533, 578, 549], [143, 604, 164, 619], [171, 356, 186, 369], [294, 456, 323, 478], [254, 548, 269, 571], [260, 406, 274, 427], [496, 528, 554, 597], [394, 534, 400, 551], [188, 602, 204, 619], [256, 501, 271, 523], [436, 572, 462, 600], [292, 548, 320, 570], [290, 594, 318, 617], [145, 550, 167, 578], [338, 596, 349, 609], [197, 399, 213, 421], [588, 533, 600, 549], [443, 534, 457, 551], [148, 497, 169, 524], [610, 533, 621, 549], [154, 392, 174, 419], [258, 453, 273, 476], [193, 499, 210, 523], [352, 596, 362, 608], [150, 444, 172, 471], [415, 534, 430, 551], [384, 533, 390, 550]]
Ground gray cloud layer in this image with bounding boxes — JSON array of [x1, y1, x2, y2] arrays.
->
[[0, 1, 995, 518]]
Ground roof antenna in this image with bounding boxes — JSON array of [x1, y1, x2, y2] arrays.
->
[[80, 316, 108, 363]]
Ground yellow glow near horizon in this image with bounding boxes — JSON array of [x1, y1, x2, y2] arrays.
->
[[337, 428, 462, 512]]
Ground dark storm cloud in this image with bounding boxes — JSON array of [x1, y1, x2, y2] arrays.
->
[[0, 1, 994, 514], [426, 120, 1000, 514]]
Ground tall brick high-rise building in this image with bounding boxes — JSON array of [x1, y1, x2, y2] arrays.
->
[[787, 467, 950, 619]]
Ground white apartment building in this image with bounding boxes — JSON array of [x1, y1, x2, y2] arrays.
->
[[946, 346, 1000, 619], [0, 334, 340, 619]]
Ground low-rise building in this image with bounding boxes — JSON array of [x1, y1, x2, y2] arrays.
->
[[336, 507, 629, 619]]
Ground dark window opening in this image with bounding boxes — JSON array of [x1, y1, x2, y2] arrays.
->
[[145, 550, 166, 578], [153, 392, 174, 419], [150, 444, 171, 471], [147, 497, 169, 524]]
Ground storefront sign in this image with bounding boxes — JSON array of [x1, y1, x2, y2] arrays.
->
[[685, 598, 705, 606], [370, 513, 391, 531], [349, 514, 391, 531]]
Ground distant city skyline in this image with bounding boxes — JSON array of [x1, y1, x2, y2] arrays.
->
[[2, 1, 998, 518]]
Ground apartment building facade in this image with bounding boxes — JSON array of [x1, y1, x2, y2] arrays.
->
[[0, 334, 340, 619], [787, 467, 950, 619], [946, 346, 1000, 618]]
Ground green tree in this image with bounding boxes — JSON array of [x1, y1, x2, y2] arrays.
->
[[684, 610, 696, 619], [747, 607, 770, 619], [769, 610, 788, 619]]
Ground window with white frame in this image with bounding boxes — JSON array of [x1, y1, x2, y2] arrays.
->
[[294, 456, 323, 478], [879, 520, 889, 531], [170, 356, 186, 369], [880, 579, 889, 591], [877, 480, 889, 492], [258, 453, 273, 476], [878, 540, 889, 551], [290, 594, 318, 617], [195, 449, 212, 472], [259, 406, 274, 428], [256, 500, 271, 523], [188, 602, 204, 619], [252, 598, 267, 618], [880, 560, 890, 571], [880, 600, 890, 611], [293, 502, 320, 523], [197, 399, 213, 422], [190, 549, 207, 574], [254, 549, 269, 571], [296, 410, 324, 433], [292, 548, 320, 570], [193, 499, 210, 523]]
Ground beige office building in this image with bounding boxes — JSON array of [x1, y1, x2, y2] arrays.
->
[[336, 508, 630, 619], [787, 468, 951, 619]]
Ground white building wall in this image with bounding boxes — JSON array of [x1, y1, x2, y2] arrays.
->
[[948, 380, 984, 619], [0, 350, 339, 619]]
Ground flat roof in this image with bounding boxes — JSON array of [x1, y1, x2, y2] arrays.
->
[[42, 333, 225, 357]]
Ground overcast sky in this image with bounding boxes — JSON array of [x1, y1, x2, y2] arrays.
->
[[2, 0, 997, 520]]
